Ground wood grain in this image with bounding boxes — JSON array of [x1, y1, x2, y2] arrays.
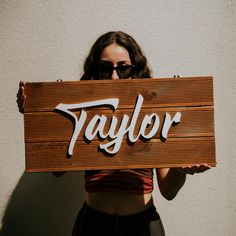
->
[[25, 137, 216, 172], [24, 77, 213, 112], [24, 107, 214, 142]]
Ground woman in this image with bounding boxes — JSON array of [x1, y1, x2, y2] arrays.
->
[[18, 31, 211, 236]]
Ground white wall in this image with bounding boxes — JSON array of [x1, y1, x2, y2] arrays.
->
[[0, 0, 235, 235]]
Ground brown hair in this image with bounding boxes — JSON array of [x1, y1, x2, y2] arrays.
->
[[80, 31, 152, 80]]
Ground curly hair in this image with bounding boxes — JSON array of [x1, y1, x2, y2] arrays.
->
[[80, 31, 152, 80]]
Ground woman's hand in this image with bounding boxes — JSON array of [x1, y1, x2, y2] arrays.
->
[[157, 164, 211, 200], [17, 81, 26, 113], [176, 164, 211, 175]]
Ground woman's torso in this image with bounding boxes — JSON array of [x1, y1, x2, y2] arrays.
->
[[84, 169, 154, 215], [85, 191, 153, 215]]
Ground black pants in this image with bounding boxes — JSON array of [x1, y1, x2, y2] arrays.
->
[[72, 202, 165, 236]]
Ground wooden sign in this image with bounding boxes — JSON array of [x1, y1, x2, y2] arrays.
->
[[23, 77, 216, 172]]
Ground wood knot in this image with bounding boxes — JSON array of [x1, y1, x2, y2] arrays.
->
[[143, 91, 157, 101]]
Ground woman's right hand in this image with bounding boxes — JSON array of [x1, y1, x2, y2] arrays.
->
[[17, 81, 26, 114], [18, 81, 67, 177]]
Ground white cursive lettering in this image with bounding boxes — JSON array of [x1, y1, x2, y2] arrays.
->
[[55, 95, 181, 156]]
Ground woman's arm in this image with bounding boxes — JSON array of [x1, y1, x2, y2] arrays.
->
[[156, 164, 211, 200]]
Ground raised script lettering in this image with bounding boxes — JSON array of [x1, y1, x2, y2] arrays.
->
[[55, 94, 181, 156]]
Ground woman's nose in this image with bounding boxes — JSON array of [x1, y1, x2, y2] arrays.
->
[[111, 69, 119, 80]]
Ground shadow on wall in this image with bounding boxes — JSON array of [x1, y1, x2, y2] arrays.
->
[[0, 171, 85, 236]]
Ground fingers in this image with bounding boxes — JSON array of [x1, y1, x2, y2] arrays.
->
[[17, 81, 27, 113], [178, 164, 211, 175]]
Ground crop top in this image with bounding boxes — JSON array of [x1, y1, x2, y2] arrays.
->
[[85, 168, 154, 194]]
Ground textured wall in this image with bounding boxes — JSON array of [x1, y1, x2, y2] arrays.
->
[[0, 0, 236, 235]]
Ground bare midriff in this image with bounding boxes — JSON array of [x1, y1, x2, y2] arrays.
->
[[85, 191, 153, 215]]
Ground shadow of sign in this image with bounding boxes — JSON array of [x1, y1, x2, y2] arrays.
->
[[0, 172, 85, 236]]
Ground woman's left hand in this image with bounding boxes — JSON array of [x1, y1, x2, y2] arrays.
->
[[17, 81, 26, 113], [176, 164, 211, 175]]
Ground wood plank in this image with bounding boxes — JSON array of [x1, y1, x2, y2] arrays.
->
[[24, 107, 214, 142], [25, 137, 216, 172], [24, 77, 213, 112]]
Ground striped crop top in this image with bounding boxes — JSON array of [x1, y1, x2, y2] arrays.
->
[[85, 168, 154, 194]]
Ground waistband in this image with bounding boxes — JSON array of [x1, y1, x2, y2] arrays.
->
[[81, 201, 160, 222]]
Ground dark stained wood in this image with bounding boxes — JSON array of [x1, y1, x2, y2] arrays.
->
[[24, 107, 214, 142], [24, 77, 213, 112], [25, 137, 216, 172], [23, 77, 216, 172]]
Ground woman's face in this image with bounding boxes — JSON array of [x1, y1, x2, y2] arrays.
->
[[99, 43, 132, 80]]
